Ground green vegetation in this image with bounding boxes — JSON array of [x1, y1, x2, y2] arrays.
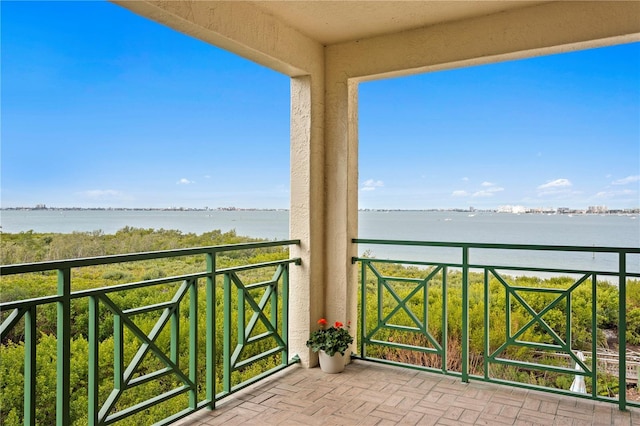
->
[[358, 260, 640, 397], [1, 228, 290, 425]]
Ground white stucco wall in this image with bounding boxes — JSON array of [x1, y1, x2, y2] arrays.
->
[[289, 74, 325, 367]]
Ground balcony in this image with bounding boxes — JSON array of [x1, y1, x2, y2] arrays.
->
[[2, 240, 639, 425], [3, 1, 639, 425]]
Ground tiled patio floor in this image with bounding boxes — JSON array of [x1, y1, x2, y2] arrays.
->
[[178, 359, 640, 425]]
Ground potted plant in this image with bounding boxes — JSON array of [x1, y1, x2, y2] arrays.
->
[[306, 318, 354, 373]]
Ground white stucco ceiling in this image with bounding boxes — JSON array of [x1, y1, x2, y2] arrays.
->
[[249, 1, 550, 45]]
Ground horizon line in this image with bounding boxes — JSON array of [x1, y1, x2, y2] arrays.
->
[[2, 206, 639, 213]]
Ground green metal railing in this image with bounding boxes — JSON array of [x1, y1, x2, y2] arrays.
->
[[353, 239, 640, 411], [0, 240, 300, 425]]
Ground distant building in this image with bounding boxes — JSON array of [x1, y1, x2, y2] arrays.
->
[[587, 205, 608, 214], [497, 205, 528, 214]]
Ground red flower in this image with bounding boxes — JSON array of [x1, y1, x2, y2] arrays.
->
[[307, 318, 353, 356]]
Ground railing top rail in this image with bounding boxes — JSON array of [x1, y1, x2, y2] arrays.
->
[[353, 238, 640, 254], [0, 257, 302, 310], [351, 256, 640, 278], [0, 239, 301, 275]]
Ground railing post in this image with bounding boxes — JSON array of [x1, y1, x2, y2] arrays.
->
[[206, 252, 216, 409], [189, 279, 198, 409], [57, 268, 71, 426], [566, 290, 572, 359], [281, 264, 289, 365], [360, 260, 367, 359], [24, 306, 36, 426], [88, 296, 99, 425], [223, 272, 232, 394], [462, 246, 469, 383], [591, 274, 597, 398], [442, 266, 448, 374], [619, 252, 627, 411], [237, 274, 245, 348], [483, 270, 489, 380]]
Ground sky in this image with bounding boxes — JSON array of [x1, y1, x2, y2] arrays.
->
[[2, 1, 639, 211]]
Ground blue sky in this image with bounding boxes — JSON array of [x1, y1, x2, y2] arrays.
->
[[2, 1, 639, 210]]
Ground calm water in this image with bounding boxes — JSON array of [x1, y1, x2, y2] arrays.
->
[[0, 209, 289, 240], [2, 209, 638, 274], [358, 211, 639, 274]]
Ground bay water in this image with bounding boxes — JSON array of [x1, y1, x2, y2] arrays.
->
[[1, 209, 638, 274]]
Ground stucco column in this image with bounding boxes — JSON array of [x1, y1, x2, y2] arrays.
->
[[324, 52, 360, 349], [290, 75, 326, 367]]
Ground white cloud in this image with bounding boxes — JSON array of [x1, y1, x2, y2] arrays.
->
[[461, 177, 469, 182], [536, 178, 578, 198], [473, 188, 504, 197], [472, 182, 504, 197], [177, 178, 194, 185], [453, 181, 503, 198], [537, 178, 572, 190], [612, 175, 640, 185], [595, 189, 636, 199], [362, 179, 384, 191]]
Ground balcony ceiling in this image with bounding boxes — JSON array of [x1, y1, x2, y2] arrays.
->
[[248, 1, 550, 45]]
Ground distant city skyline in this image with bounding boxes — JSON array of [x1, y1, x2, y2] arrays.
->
[[2, 2, 639, 211], [3, 204, 638, 215]]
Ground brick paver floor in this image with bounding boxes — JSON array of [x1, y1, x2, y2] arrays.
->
[[178, 359, 640, 425]]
